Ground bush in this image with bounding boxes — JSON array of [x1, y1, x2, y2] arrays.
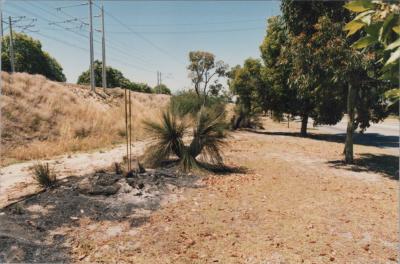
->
[[33, 163, 56, 188], [230, 104, 263, 130], [144, 108, 226, 171], [153, 84, 171, 95], [170, 90, 226, 117]]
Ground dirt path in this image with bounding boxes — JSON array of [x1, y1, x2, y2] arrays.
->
[[0, 140, 147, 207]]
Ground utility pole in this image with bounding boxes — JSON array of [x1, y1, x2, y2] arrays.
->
[[157, 71, 160, 85], [101, 4, 106, 91], [1, 11, 3, 39], [89, 0, 95, 92], [159, 72, 162, 85], [8, 16, 15, 73]]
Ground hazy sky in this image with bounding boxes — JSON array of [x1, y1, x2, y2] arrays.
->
[[2, 0, 281, 92]]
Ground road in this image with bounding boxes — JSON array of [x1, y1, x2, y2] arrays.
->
[[314, 117, 399, 154]]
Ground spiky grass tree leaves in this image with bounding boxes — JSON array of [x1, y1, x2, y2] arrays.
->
[[143, 111, 186, 166], [144, 108, 227, 171], [189, 109, 226, 165]]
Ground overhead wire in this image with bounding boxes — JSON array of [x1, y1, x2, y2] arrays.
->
[[106, 27, 266, 35], [34, 1, 158, 70], [8, 2, 157, 73], [95, 2, 185, 66]]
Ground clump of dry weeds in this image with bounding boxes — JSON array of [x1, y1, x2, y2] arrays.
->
[[1, 72, 169, 166]]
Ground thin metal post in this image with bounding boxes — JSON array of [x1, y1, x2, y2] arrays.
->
[[128, 89, 132, 170], [89, 0, 95, 91], [1, 11, 4, 39], [101, 4, 106, 91], [9, 16, 15, 73]]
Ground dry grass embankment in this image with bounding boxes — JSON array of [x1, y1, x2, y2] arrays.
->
[[1, 72, 169, 166]]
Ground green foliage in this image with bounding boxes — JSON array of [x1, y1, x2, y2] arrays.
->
[[33, 163, 57, 188], [1, 33, 66, 82], [281, 0, 350, 35], [189, 109, 226, 163], [153, 84, 171, 95], [258, 4, 391, 136], [344, 0, 399, 102], [77, 61, 153, 93], [170, 90, 226, 118], [260, 16, 296, 118], [228, 58, 268, 129], [187, 51, 228, 101], [130, 82, 153, 93], [144, 108, 226, 171], [143, 111, 185, 166]]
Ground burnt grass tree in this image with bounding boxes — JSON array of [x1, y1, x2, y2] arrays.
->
[[33, 163, 57, 188], [143, 108, 226, 171]]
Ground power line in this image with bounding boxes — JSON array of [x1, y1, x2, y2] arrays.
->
[[7, 3, 90, 40], [107, 27, 266, 34], [97, 2, 185, 66], [55, 2, 88, 10], [26, 30, 90, 52], [107, 18, 266, 27], [4, 2, 163, 78], [27, 1, 159, 69]]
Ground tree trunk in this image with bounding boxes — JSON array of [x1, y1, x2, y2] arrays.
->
[[300, 114, 308, 137], [344, 83, 355, 164]]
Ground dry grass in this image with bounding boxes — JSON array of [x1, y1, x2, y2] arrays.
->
[[1, 72, 169, 166], [62, 118, 397, 263]]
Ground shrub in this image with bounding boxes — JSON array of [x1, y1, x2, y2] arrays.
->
[[33, 163, 56, 188], [144, 108, 226, 171], [230, 104, 263, 130], [170, 90, 226, 117], [153, 84, 171, 95]]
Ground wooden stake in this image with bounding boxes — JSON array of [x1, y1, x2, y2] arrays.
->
[[124, 88, 130, 171], [128, 89, 133, 170]]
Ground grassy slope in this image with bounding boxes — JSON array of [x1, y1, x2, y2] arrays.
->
[[1, 72, 169, 166]]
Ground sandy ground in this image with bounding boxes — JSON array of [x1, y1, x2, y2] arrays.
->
[[0, 140, 147, 207], [0, 118, 398, 263]]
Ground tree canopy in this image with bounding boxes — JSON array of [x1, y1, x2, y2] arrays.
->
[[1, 33, 66, 82], [77, 61, 153, 93], [187, 51, 228, 102], [344, 0, 400, 105], [153, 84, 172, 95], [228, 1, 393, 163], [281, 0, 350, 35], [77, 60, 132, 89]]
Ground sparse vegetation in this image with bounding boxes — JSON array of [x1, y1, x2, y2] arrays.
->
[[1, 2, 398, 263], [0, 72, 169, 165], [33, 163, 56, 188]]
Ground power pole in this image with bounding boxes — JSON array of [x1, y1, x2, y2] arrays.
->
[[89, 0, 95, 91], [1, 11, 3, 39], [157, 71, 159, 86], [159, 72, 162, 85], [101, 4, 106, 91], [8, 16, 15, 73]]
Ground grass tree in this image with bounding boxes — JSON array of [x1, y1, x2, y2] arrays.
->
[[144, 108, 226, 171]]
